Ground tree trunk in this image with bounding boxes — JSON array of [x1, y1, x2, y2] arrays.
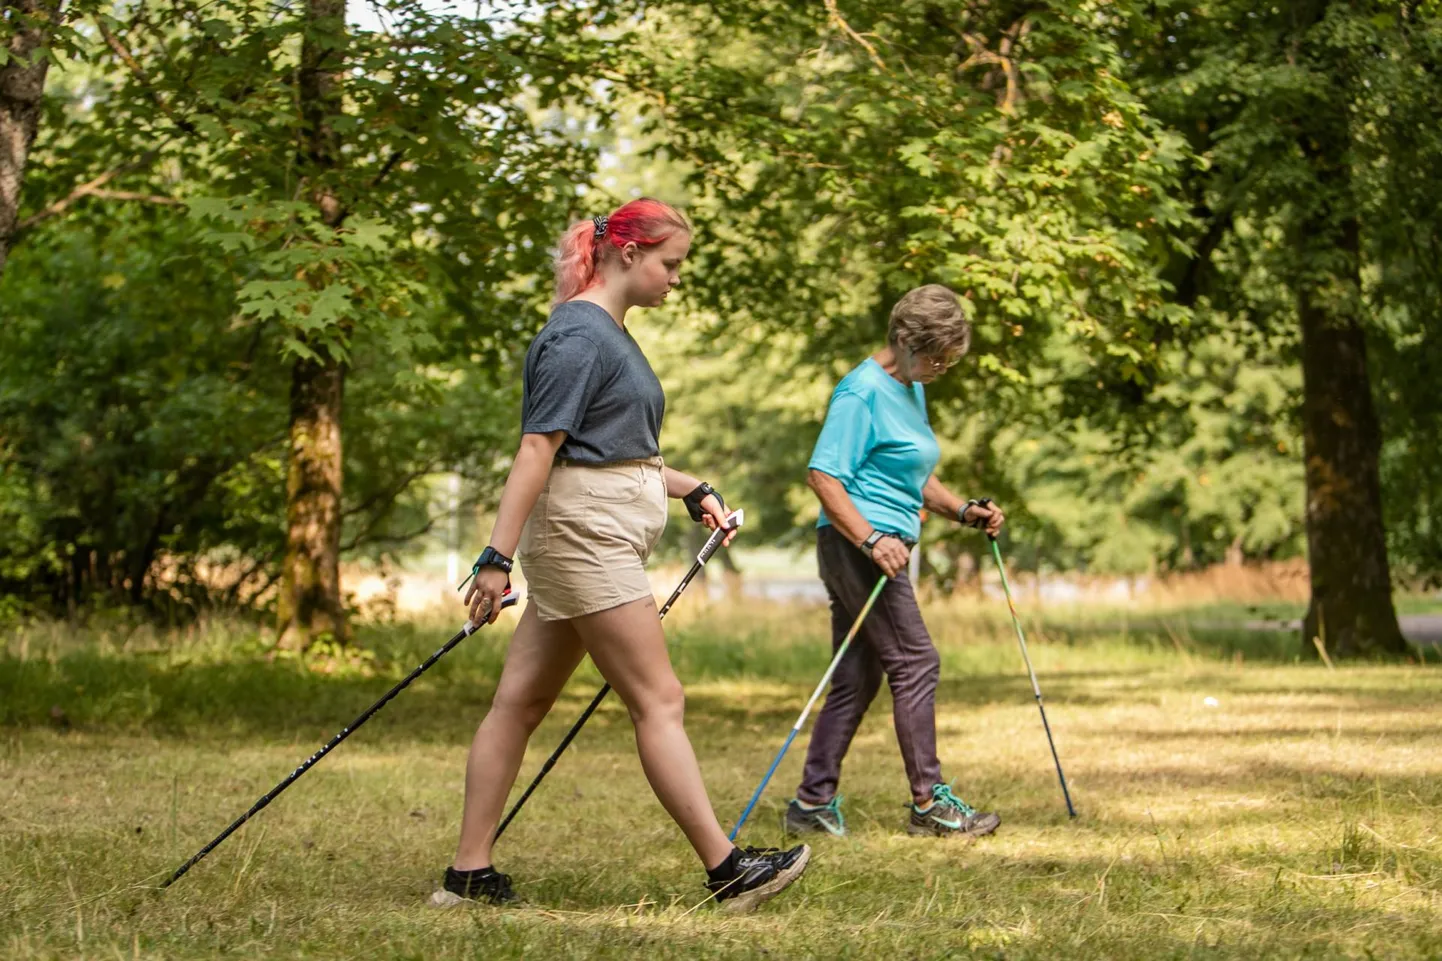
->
[[277, 0, 348, 649], [277, 358, 347, 648], [1224, 533, 1244, 568], [1287, 0, 1406, 660], [1296, 217, 1406, 659], [0, 0, 62, 276]]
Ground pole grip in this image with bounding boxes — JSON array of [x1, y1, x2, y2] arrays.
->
[[461, 589, 520, 635], [696, 509, 744, 566]]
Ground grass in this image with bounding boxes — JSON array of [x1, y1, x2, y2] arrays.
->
[[3, 601, 1441, 960]]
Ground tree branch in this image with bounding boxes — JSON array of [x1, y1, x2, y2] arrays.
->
[[824, 0, 888, 73], [13, 153, 169, 233], [341, 517, 437, 553], [14, 163, 177, 232], [371, 148, 405, 187], [342, 464, 437, 521], [93, 16, 199, 135], [88, 188, 181, 205], [332, 147, 408, 228], [957, 24, 1028, 115]]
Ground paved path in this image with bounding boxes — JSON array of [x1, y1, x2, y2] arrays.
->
[[1244, 614, 1442, 646]]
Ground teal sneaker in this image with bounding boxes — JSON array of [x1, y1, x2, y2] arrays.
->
[[908, 783, 1000, 837], [785, 795, 847, 837]]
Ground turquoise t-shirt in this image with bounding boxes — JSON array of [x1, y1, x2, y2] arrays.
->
[[809, 358, 941, 542]]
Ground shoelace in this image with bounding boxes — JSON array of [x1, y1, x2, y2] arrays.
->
[[930, 782, 978, 818]]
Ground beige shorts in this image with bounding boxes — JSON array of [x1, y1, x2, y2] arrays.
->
[[518, 457, 668, 621]]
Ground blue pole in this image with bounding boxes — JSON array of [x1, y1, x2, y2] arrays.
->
[[729, 729, 800, 841], [729, 574, 889, 840]]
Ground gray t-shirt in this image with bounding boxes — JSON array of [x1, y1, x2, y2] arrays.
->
[[520, 301, 665, 464]]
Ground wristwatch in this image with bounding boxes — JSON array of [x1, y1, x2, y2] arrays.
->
[[474, 545, 514, 574], [683, 482, 725, 523], [456, 545, 513, 593], [860, 529, 888, 558], [961, 498, 993, 529]]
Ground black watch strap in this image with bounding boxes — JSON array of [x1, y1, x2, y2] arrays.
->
[[860, 530, 917, 558], [683, 482, 724, 523], [457, 546, 513, 592], [860, 529, 889, 558]]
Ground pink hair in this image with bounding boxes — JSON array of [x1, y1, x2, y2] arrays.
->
[[552, 198, 691, 305]]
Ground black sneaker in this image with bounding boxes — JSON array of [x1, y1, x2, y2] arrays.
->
[[705, 844, 811, 913], [785, 795, 847, 837], [907, 783, 1001, 838], [429, 866, 520, 906]]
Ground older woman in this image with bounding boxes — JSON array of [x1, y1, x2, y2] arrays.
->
[[786, 284, 1005, 839]]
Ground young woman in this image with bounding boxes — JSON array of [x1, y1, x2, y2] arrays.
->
[[432, 199, 809, 912], [785, 284, 1006, 840]]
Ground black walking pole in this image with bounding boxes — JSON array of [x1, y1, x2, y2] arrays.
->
[[162, 591, 520, 888], [989, 535, 1077, 818], [492, 510, 743, 842]]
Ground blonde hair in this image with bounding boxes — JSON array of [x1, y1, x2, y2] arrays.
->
[[886, 284, 972, 357]]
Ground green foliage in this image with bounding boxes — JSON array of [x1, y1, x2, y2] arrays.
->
[[1122, 0, 1442, 584], [1, 1, 624, 616], [0, 212, 287, 614], [634, 0, 1192, 406], [0, 206, 539, 616], [636, 0, 1437, 590], [46, 0, 610, 365], [4, 0, 1439, 614], [620, 1, 1314, 578], [1002, 327, 1305, 575]]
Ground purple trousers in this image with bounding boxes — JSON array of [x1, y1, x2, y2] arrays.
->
[[796, 526, 943, 804]]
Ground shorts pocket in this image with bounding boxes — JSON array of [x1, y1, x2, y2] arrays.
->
[[518, 485, 552, 558], [585, 463, 648, 505], [636, 470, 669, 560]]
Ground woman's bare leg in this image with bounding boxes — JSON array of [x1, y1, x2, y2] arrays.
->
[[573, 596, 735, 869], [453, 603, 586, 870]]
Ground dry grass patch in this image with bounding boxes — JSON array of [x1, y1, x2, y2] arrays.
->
[[2, 604, 1440, 959]]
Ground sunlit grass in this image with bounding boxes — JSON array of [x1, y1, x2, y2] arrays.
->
[[3, 601, 1440, 959]]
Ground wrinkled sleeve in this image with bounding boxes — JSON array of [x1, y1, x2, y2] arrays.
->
[[522, 334, 603, 436], [807, 388, 873, 484]]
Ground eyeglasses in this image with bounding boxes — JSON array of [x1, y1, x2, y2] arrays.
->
[[907, 346, 964, 372]]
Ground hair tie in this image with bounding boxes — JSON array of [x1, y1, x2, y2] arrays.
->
[[592, 215, 609, 238]]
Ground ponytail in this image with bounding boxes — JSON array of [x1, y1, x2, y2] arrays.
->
[[553, 220, 601, 305]]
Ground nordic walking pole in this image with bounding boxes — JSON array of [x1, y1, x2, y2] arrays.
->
[[989, 536, 1077, 818], [729, 573, 889, 841], [493, 509, 744, 843], [162, 591, 520, 888]]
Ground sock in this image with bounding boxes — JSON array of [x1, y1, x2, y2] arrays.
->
[[446, 865, 497, 896], [706, 848, 743, 883], [795, 798, 829, 811], [915, 800, 935, 813]]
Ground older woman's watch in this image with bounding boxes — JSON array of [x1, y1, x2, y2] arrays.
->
[[961, 497, 994, 529]]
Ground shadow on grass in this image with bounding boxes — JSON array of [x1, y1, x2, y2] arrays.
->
[[4, 611, 1435, 748], [8, 646, 1434, 745]]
